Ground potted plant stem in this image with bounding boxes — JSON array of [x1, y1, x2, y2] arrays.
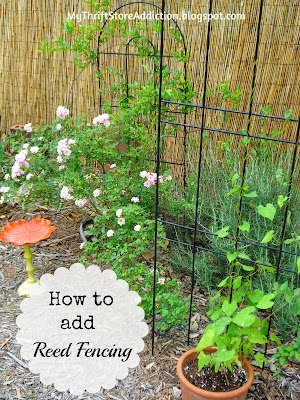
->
[[176, 271, 299, 400]]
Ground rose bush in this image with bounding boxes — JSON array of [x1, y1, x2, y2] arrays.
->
[[1, 106, 191, 328]]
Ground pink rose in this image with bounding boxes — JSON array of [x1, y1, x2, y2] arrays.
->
[[107, 229, 114, 237], [24, 123, 32, 133], [140, 171, 148, 178], [93, 189, 101, 198], [56, 106, 69, 119], [30, 146, 39, 154]]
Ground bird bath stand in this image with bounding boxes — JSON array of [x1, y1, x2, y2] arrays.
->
[[0, 218, 56, 297]]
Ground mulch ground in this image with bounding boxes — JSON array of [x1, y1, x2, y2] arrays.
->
[[0, 203, 299, 400]]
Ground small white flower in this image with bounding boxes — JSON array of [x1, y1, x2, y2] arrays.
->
[[110, 164, 116, 169], [30, 146, 39, 154], [24, 123, 32, 133], [75, 199, 88, 208], [107, 229, 114, 237], [22, 143, 29, 149], [140, 171, 148, 178], [93, 189, 101, 198], [131, 197, 139, 203], [116, 209, 122, 217], [134, 224, 141, 232], [158, 278, 166, 285], [4, 174, 10, 180], [0, 186, 10, 193], [57, 123, 62, 130]]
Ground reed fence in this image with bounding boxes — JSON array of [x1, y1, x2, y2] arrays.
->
[[0, 0, 299, 167]]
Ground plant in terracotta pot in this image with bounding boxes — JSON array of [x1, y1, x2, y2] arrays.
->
[[177, 271, 299, 400]]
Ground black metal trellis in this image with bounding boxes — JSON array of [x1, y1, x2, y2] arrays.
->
[[95, 0, 300, 381], [150, 0, 300, 381]]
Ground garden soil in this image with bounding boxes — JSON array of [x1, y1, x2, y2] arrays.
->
[[0, 204, 299, 400]]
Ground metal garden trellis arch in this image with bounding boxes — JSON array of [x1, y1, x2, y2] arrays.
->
[[151, 0, 300, 381], [96, 1, 190, 187]]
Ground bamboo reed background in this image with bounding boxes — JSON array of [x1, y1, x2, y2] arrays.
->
[[0, 0, 299, 167]]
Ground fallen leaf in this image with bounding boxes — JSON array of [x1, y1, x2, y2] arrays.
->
[[143, 253, 154, 259], [173, 387, 181, 398], [0, 215, 6, 219], [16, 387, 21, 400], [189, 332, 200, 339], [146, 362, 155, 370]]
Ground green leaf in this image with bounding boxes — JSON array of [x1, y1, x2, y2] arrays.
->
[[284, 109, 292, 122], [242, 264, 254, 271], [283, 238, 294, 245], [248, 289, 264, 304], [231, 173, 239, 185], [248, 330, 267, 344], [227, 252, 238, 263], [233, 276, 242, 289], [261, 320, 269, 336], [216, 226, 230, 238], [232, 310, 256, 327], [238, 253, 251, 260], [254, 352, 268, 368], [196, 328, 215, 352], [222, 300, 237, 317], [278, 195, 288, 209], [256, 293, 275, 309], [218, 276, 229, 288], [210, 291, 220, 302], [297, 257, 300, 274], [197, 351, 211, 370], [257, 203, 276, 221], [211, 308, 223, 321], [243, 191, 258, 198], [261, 230, 275, 244], [216, 348, 236, 362], [239, 221, 250, 232], [232, 287, 244, 303], [211, 317, 232, 335], [270, 332, 281, 345]]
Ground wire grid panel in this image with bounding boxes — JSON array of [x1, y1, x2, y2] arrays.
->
[[152, 0, 300, 380]]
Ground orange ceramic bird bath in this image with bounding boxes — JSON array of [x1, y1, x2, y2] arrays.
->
[[0, 218, 56, 296]]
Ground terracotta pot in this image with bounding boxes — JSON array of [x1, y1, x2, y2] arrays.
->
[[177, 348, 254, 400]]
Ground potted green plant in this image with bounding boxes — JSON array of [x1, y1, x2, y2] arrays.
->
[[177, 271, 299, 400]]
